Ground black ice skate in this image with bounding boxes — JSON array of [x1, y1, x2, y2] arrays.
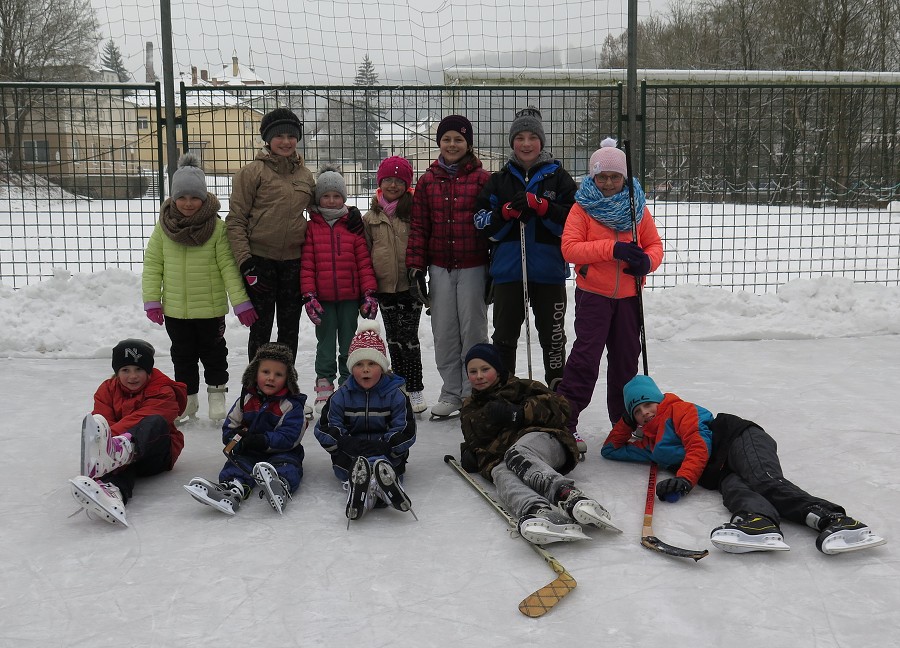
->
[[710, 512, 790, 553], [815, 515, 886, 555], [373, 459, 418, 520]]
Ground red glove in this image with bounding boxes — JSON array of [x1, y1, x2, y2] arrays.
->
[[501, 202, 522, 220], [526, 192, 549, 217]]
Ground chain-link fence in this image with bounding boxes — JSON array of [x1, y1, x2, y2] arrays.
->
[[2, 81, 898, 291]]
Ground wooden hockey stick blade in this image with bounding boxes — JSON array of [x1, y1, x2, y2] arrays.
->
[[518, 546, 577, 618], [444, 455, 577, 618]]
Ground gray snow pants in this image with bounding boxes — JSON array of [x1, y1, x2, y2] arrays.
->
[[490, 431, 575, 519]]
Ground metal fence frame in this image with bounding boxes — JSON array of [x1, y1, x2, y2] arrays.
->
[[1, 80, 897, 292]]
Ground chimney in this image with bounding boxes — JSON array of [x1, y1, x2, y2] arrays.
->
[[191, 66, 198, 85], [200, 69, 208, 82], [232, 55, 239, 78], [145, 42, 156, 82]]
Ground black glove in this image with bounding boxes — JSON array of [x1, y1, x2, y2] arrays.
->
[[613, 242, 651, 277], [507, 192, 532, 221], [656, 476, 693, 502], [240, 260, 271, 294], [460, 446, 479, 472], [484, 400, 526, 427], [241, 434, 267, 452], [407, 269, 430, 307], [346, 206, 364, 236]]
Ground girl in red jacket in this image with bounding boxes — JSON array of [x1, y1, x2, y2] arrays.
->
[[301, 165, 378, 412], [70, 339, 187, 527]]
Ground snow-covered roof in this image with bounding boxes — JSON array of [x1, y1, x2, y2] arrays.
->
[[125, 73, 263, 109]]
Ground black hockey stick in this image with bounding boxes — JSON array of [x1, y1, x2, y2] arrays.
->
[[444, 455, 576, 617], [641, 463, 709, 561], [623, 139, 649, 375]]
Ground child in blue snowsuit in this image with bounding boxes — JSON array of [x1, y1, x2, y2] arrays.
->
[[315, 321, 417, 520], [184, 343, 307, 515]]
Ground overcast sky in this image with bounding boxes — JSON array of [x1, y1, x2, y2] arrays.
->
[[92, 0, 661, 85]]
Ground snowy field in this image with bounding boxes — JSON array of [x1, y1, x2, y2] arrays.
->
[[0, 270, 898, 647]]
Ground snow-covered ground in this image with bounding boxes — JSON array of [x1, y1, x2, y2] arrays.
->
[[0, 270, 898, 647]]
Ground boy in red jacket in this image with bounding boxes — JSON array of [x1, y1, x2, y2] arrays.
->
[[602, 374, 886, 555], [70, 339, 187, 527]]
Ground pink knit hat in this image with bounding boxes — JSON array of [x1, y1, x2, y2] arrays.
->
[[377, 156, 413, 187], [346, 321, 389, 372], [588, 137, 627, 177]]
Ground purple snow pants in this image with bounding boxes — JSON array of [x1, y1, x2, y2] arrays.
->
[[556, 289, 642, 431]]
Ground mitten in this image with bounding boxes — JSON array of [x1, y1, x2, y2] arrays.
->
[[501, 202, 522, 221], [234, 301, 258, 327], [304, 293, 324, 325], [346, 206, 364, 235], [360, 290, 378, 319], [240, 260, 270, 294], [241, 434, 267, 453], [484, 400, 526, 427], [656, 476, 693, 502], [407, 269, 430, 307], [144, 301, 164, 325], [525, 192, 549, 218]]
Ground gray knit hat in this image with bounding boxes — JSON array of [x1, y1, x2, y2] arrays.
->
[[508, 106, 545, 149], [242, 343, 300, 394], [170, 152, 207, 201], [315, 163, 347, 204]]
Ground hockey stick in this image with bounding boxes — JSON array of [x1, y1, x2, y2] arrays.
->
[[623, 139, 649, 375], [444, 455, 576, 618], [519, 220, 533, 380], [641, 463, 709, 561]]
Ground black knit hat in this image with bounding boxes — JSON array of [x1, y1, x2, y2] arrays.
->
[[464, 343, 509, 384], [436, 114, 473, 147], [242, 342, 300, 394], [260, 108, 303, 144], [111, 338, 155, 373]]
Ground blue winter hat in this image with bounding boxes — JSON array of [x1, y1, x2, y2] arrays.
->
[[464, 343, 508, 384], [623, 375, 664, 418]]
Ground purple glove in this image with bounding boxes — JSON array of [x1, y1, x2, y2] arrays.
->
[[144, 301, 164, 325], [234, 301, 258, 327], [360, 290, 378, 319], [304, 293, 324, 326], [613, 241, 651, 276]]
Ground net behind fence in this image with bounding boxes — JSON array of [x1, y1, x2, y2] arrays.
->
[[1, 82, 898, 291]]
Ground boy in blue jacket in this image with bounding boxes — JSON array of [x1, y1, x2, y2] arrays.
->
[[315, 321, 417, 522], [601, 375, 885, 555], [184, 343, 307, 515]]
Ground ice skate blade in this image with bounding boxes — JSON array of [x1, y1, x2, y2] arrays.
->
[[818, 530, 886, 555], [711, 530, 790, 553], [429, 412, 460, 421], [183, 483, 237, 516], [69, 477, 128, 527], [519, 520, 591, 545]]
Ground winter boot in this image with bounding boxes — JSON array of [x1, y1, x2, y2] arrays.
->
[[429, 400, 461, 419], [557, 486, 621, 533], [207, 385, 228, 421], [517, 505, 591, 545], [183, 477, 251, 515], [177, 393, 200, 424], [252, 462, 292, 515], [373, 459, 417, 519], [69, 476, 128, 527], [88, 422, 135, 480], [807, 509, 887, 555], [408, 391, 428, 414], [346, 456, 372, 523], [314, 378, 334, 414], [710, 512, 790, 553]]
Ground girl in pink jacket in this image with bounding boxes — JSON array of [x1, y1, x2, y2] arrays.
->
[[300, 165, 378, 411], [555, 139, 664, 449]]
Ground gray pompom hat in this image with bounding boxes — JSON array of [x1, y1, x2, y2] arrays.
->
[[170, 152, 208, 201]]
